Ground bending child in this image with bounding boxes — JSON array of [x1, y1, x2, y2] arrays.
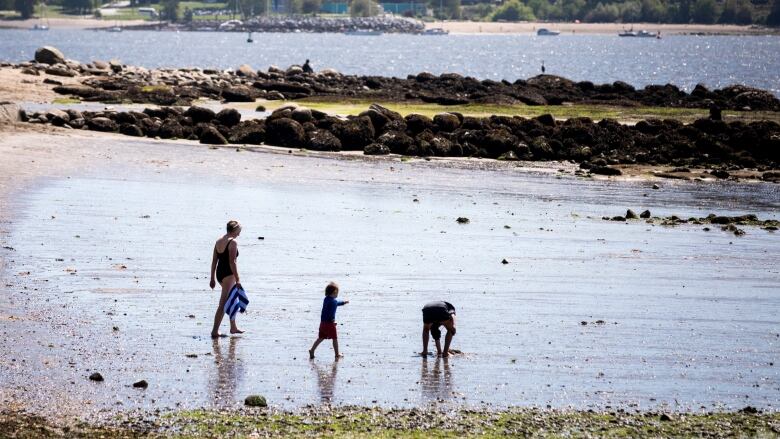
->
[[309, 282, 349, 360]]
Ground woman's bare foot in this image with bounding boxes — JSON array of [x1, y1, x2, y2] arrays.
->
[[230, 328, 245, 334], [309, 349, 315, 359], [211, 332, 221, 339], [335, 354, 344, 360]]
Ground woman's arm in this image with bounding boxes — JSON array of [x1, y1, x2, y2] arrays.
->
[[209, 245, 218, 289], [229, 240, 240, 286]]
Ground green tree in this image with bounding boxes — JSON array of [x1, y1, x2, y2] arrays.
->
[[734, 0, 752, 24], [490, 0, 535, 21], [300, 0, 321, 13], [14, 0, 35, 18], [718, 0, 736, 22], [692, 0, 718, 23], [527, 0, 553, 19], [585, 1, 620, 21], [640, 0, 665, 21], [349, 0, 378, 16], [62, 0, 93, 14], [768, 0, 780, 25], [183, 5, 193, 21], [160, 0, 179, 22], [620, 0, 642, 21]]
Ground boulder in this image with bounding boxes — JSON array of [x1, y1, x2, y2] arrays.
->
[[86, 117, 117, 132], [34, 46, 66, 65], [404, 113, 434, 135], [265, 118, 306, 147], [364, 143, 390, 155], [291, 107, 313, 124], [433, 113, 460, 132], [158, 120, 184, 139], [334, 116, 375, 150], [45, 65, 77, 77], [199, 126, 228, 145], [0, 102, 21, 124], [228, 121, 265, 145], [46, 109, 70, 126], [377, 130, 415, 154], [120, 123, 144, 137], [184, 106, 216, 124], [216, 108, 241, 127], [625, 209, 638, 219], [236, 64, 256, 78], [244, 395, 267, 407], [222, 86, 255, 102], [307, 129, 342, 152], [590, 166, 622, 176]]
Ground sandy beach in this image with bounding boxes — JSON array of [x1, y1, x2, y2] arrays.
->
[[432, 20, 778, 35], [1, 45, 779, 436]]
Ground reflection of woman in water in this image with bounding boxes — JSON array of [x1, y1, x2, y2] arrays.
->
[[209, 336, 243, 406], [310, 361, 339, 403], [420, 357, 453, 402], [209, 220, 244, 338]]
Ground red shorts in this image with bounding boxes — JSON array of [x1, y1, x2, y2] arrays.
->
[[318, 322, 337, 340]]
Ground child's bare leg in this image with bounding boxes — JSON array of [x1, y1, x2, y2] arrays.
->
[[229, 318, 244, 334], [333, 339, 343, 359], [309, 338, 324, 359]]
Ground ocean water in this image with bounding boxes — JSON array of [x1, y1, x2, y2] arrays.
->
[[1, 29, 779, 95]]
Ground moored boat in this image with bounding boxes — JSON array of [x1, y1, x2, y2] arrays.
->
[[537, 28, 560, 36]]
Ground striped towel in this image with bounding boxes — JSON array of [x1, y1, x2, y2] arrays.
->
[[224, 284, 249, 321]]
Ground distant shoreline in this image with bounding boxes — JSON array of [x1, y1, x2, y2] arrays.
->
[[1, 17, 778, 35]]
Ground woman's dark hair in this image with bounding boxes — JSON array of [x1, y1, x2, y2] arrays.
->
[[325, 282, 339, 296], [226, 220, 240, 233]]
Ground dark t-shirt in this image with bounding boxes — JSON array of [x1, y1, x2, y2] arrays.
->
[[422, 301, 456, 323]]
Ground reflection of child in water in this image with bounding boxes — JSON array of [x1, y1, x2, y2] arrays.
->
[[309, 282, 349, 360]]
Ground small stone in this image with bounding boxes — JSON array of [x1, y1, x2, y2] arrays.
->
[[112, 326, 119, 331], [245, 395, 267, 407], [255, 105, 267, 112], [133, 380, 148, 389], [89, 372, 104, 382], [258, 236, 265, 240], [659, 413, 672, 421], [739, 406, 759, 414], [625, 209, 638, 219], [652, 184, 660, 189], [456, 217, 470, 224], [640, 210, 651, 219], [501, 259, 509, 264], [580, 321, 587, 325]]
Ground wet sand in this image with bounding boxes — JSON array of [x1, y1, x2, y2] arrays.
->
[[0, 126, 778, 422]]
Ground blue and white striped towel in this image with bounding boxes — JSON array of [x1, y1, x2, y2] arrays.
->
[[224, 284, 249, 321]]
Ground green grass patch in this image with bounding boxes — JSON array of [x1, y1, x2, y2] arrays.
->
[[141, 85, 172, 93], [52, 97, 81, 104], [257, 98, 780, 124]]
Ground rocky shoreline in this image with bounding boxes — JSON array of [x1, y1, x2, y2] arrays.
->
[[10, 46, 780, 110], [19, 102, 780, 177]]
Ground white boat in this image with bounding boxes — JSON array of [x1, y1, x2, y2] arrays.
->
[[636, 30, 658, 38], [107, 26, 123, 32], [537, 28, 560, 36], [422, 28, 448, 35], [344, 30, 382, 36], [31, 24, 49, 31]]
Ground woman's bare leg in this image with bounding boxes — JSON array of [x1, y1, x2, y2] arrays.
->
[[211, 275, 235, 338]]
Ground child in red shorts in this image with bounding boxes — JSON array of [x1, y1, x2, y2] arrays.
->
[[309, 282, 349, 360]]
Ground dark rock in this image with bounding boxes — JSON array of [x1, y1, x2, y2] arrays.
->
[[245, 395, 267, 407], [132, 380, 148, 389], [739, 406, 759, 414], [535, 114, 556, 127], [119, 123, 144, 137], [334, 116, 375, 150], [501, 258, 509, 264], [265, 118, 306, 147], [640, 210, 651, 219], [625, 209, 638, 219], [377, 130, 415, 154], [433, 113, 460, 132], [222, 86, 255, 102], [456, 217, 470, 224], [228, 121, 265, 145], [158, 120, 184, 139], [86, 117, 117, 132], [710, 169, 730, 179], [45, 65, 76, 77], [291, 107, 313, 124], [404, 114, 434, 135], [89, 372, 104, 382], [659, 413, 672, 422], [35, 46, 66, 65], [200, 126, 229, 145], [215, 108, 241, 127], [21, 67, 39, 76], [364, 143, 390, 155], [46, 109, 70, 126], [255, 104, 267, 112], [307, 129, 342, 151], [762, 171, 780, 182], [590, 166, 622, 176], [184, 106, 216, 124]]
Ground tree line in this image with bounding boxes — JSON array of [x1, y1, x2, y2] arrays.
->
[[3, 0, 780, 25]]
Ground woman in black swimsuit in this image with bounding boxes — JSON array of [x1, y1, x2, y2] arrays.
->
[[210, 220, 244, 338]]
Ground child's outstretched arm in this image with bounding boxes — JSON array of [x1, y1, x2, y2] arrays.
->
[[338, 300, 349, 306]]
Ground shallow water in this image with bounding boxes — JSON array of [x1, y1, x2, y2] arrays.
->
[[1, 139, 778, 415], [2, 29, 780, 95]]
